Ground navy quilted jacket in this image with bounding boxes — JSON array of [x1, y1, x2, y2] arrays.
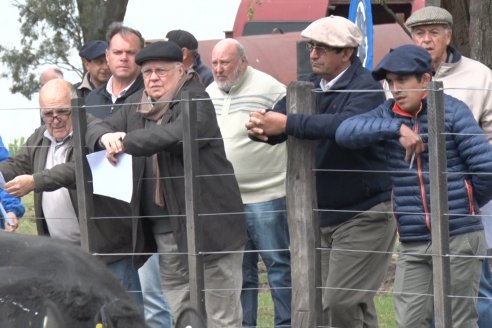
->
[[336, 95, 492, 242]]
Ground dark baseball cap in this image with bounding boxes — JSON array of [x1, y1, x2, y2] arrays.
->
[[372, 44, 432, 81]]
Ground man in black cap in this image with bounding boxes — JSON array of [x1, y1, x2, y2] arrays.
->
[[336, 44, 492, 327], [74, 40, 111, 98], [86, 41, 247, 328], [166, 29, 213, 87]]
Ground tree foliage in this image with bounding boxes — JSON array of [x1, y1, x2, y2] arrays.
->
[[0, 0, 128, 100]]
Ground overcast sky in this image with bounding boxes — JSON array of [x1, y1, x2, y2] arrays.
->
[[0, 0, 241, 145]]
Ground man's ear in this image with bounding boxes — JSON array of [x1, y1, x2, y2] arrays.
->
[[422, 72, 432, 87]]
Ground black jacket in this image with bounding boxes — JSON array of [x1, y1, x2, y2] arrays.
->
[[85, 75, 145, 119], [86, 78, 247, 267], [270, 58, 392, 226]]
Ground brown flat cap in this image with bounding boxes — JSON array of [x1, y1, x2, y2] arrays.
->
[[406, 6, 453, 29], [301, 15, 362, 48]]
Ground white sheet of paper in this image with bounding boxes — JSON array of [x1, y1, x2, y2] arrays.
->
[[86, 150, 133, 203], [0, 172, 5, 188]]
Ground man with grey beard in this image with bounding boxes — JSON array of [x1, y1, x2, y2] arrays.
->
[[206, 39, 292, 327]]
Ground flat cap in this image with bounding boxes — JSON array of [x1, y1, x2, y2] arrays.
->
[[301, 15, 362, 48], [79, 40, 107, 60], [406, 6, 453, 28], [135, 41, 183, 66], [372, 44, 432, 81], [166, 29, 198, 50]]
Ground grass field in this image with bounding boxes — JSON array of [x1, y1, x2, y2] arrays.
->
[[15, 192, 397, 327]]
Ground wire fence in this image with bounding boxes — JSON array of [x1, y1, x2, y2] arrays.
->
[[1, 82, 492, 327]]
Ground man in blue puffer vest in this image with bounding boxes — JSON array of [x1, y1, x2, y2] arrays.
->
[[336, 44, 492, 327]]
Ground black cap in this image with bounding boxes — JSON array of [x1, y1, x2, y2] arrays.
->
[[166, 29, 198, 50], [79, 40, 107, 60], [372, 44, 432, 81], [135, 41, 183, 66]]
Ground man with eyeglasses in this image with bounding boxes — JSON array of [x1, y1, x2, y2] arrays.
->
[[246, 16, 396, 327], [86, 41, 247, 328], [405, 6, 492, 327], [84, 23, 171, 327], [0, 79, 78, 243]]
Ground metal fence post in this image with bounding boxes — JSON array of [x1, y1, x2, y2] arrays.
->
[[427, 80, 452, 327], [286, 81, 321, 327]]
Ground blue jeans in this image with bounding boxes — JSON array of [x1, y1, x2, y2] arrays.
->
[[138, 253, 172, 328], [107, 256, 143, 305], [478, 257, 492, 327], [241, 197, 291, 327]]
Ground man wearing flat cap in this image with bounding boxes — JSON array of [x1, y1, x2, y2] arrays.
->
[[407, 7, 492, 325], [166, 29, 213, 87], [86, 41, 247, 328], [337, 43, 492, 328], [247, 15, 396, 328], [74, 40, 111, 98]]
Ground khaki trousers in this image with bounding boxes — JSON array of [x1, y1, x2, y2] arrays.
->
[[155, 232, 244, 328], [320, 201, 397, 328], [394, 230, 485, 328]]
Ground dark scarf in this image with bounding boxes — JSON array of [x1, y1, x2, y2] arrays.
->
[[137, 68, 198, 207]]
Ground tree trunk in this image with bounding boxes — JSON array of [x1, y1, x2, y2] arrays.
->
[[442, 0, 470, 57], [469, 0, 492, 68], [77, 0, 129, 42]]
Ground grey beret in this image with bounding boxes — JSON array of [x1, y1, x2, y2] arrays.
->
[[135, 41, 183, 65], [406, 6, 453, 29], [301, 15, 362, 48]]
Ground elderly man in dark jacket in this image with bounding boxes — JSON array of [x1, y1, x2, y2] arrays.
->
[[337, 44, 492, 328], [86, 41, 247, 328], [247, 16, 396, 328]]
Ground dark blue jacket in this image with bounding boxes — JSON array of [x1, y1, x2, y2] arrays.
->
[[336, 96, 492, 242], [270, 58, 391, 226], [85, 75, 144, 119]]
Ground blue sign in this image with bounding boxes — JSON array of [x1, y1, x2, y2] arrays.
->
[[348, 0, 374, 69]]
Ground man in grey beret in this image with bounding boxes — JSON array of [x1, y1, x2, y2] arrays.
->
[[86, 41, 247, 328], [407, 6, 492, 327], [247, 15, 396, 328]]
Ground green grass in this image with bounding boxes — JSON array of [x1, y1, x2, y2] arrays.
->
[[16, 192, 37, 235], [16, 193, 397, 327]]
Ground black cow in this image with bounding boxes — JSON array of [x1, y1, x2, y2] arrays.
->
[[0, 232, 144, 327]]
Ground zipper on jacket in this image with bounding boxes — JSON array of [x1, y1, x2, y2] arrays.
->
[[464, 179, 476, 215], [412, 118, 431, 231]]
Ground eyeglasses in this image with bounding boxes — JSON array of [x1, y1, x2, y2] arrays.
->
[[41, 108, 72, 123], [306, 42, 337, 55], [141, 66, 177, 78]]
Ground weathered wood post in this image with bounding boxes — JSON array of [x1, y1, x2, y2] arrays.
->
[[182, 91, 206, 318], [286, 81, 321, 327], [427, 81, 452, 327], [71, 97, 96, 253]]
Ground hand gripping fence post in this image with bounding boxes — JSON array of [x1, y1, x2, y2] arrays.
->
[[181, 91, 206, 319], [427, 81, 452, 327], [286, 81, 322, 327]]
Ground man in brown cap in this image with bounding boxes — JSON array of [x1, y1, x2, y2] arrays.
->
[[86, 41, 247, 328], [247, 16, 396, 328], [407, 7, 492, 327]]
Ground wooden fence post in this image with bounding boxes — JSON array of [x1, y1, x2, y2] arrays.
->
[[71, 97, 95, 253], [427, 81, 452, 327], [182, 91, 206, 318], [286, 81, 321, 327]]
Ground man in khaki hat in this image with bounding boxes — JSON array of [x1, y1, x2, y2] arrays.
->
[[407, 7, 492, 327], [247, 15, 396, 328]]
